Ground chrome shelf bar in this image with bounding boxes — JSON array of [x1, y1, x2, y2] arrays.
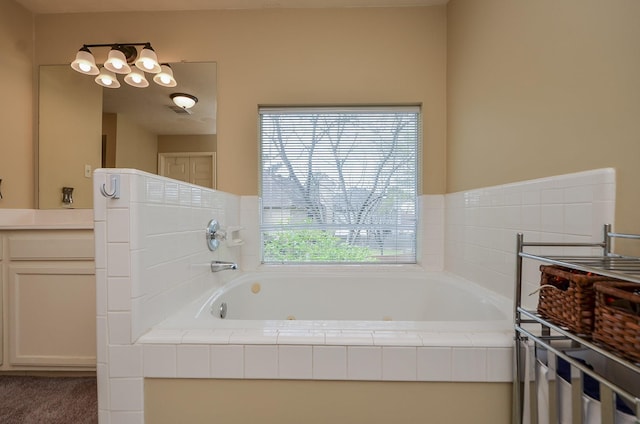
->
[[518, 252, 640, 284], [513, 225, 640, 424], [516, 325, 640, 423], [518, 308, 640, 374]]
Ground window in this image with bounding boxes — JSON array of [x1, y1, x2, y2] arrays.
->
[[259, 106, 420, 264]]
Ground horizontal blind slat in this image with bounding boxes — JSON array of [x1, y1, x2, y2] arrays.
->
[[259, 107, 418, 264]]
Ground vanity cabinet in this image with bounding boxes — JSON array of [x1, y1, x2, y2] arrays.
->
[[0, 229, 96, 371]]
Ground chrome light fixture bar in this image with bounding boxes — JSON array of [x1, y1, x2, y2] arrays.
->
[[70, 42, 176, 89]]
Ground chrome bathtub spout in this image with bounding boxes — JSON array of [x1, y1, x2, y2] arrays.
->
[[211, 260, 238, 272]]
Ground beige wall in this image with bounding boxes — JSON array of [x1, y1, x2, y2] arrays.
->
[[102, 113, 117, 168], [145, 379, 511, 424], [447, 0, 640, 237], [6, 1, 638, 236], [33, 7, 447, 196], [158, 134, 216, 153], [38, 65, 102, 209], [114, 113, 158, 174], [0, 0, 34, 208]]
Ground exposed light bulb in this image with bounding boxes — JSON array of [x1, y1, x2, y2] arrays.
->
[[79, 62, 92, 73], [141, 59, 155, 71], [95, 67, 120, 88], [153, 64, 177, 87], [124, 68, 148, 88]]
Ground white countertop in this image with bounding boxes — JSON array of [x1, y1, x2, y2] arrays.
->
[[0, 209, 94, 229]]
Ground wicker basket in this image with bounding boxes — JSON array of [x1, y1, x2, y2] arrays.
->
[[593, 281, 640, 363], [537, 265, 613, 335]]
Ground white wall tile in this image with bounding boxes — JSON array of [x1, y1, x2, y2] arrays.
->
[[444, 169, 615, 300], [245, 345, 278, 379], [452, 348, 487, 382], [541, 188, 564, 204], [417, 347, 452, 381], [109, 378, 143, 411], [347, 346, 382, 380], [96, 363, 110, 410], [96, 317, 107, 364], [96, 269, 107, 317], [486, 347, 513, 382], [564, 186, 593, 204], [313, 346, 347, 380], [108, 312, 132, 345], [564, 203, 591, 236], [278, 345, 312, 379], [108, 277, 132, 311], [107, 208, 130, 243], [143, 344, 177, 378], [325, 331, 373, 346], [109, 345, 142, 378], [277, 330, 325, 345], [109, 412, 144, 424], [382, 347, 416, 381], [98, 410, 110, 423], [107, 243, 130, 277], [211, 345, 244, 378], [177, 345, 210, 378]]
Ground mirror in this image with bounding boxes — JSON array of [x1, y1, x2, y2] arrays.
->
[[38, 62, 217, 209]]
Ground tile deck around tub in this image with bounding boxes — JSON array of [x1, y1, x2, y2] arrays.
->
[[136, 328, 513, 382]]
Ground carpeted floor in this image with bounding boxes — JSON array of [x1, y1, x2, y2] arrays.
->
[[0, 376, 97, 424]]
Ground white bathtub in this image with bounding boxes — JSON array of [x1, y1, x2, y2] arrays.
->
[[154, 269, 512, 332], [139, 268, 514, 392]]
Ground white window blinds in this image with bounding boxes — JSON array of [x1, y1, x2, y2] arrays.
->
[[259, 106, 419, 264]]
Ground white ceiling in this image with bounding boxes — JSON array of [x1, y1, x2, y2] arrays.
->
[[16, 0, 447, 14]]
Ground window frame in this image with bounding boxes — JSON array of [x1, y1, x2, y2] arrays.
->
[[259, 105, 421, 265]]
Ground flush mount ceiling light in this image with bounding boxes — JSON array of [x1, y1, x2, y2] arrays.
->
[[170, 93, 198, 109], [71, 42, 173, 89]]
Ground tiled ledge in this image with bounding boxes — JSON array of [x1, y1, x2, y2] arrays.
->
[[138, 328, 513, 347], [0, 208, 94, 229], [131, 328, 514, 383]]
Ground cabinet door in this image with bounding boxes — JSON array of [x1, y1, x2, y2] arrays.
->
[[8, 262, 96, 367]]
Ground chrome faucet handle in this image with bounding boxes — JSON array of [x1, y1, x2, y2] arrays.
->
[[206, 219, 226, 251]]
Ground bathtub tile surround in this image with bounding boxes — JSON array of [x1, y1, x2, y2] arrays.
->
[[94, 167, 616, 423], [445, 168, 615, 309], [94, 169, 242, 423], [419, 194, 445, 270]]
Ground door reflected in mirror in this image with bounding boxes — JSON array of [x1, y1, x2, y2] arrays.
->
[[38, 62, 217, 209]]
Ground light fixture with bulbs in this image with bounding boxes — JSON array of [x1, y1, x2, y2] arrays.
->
[[70, 42, 176, 89], [171, 93, 198, 109]]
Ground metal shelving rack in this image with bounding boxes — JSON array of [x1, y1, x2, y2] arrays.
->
[[513, 224, 640, 424]]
